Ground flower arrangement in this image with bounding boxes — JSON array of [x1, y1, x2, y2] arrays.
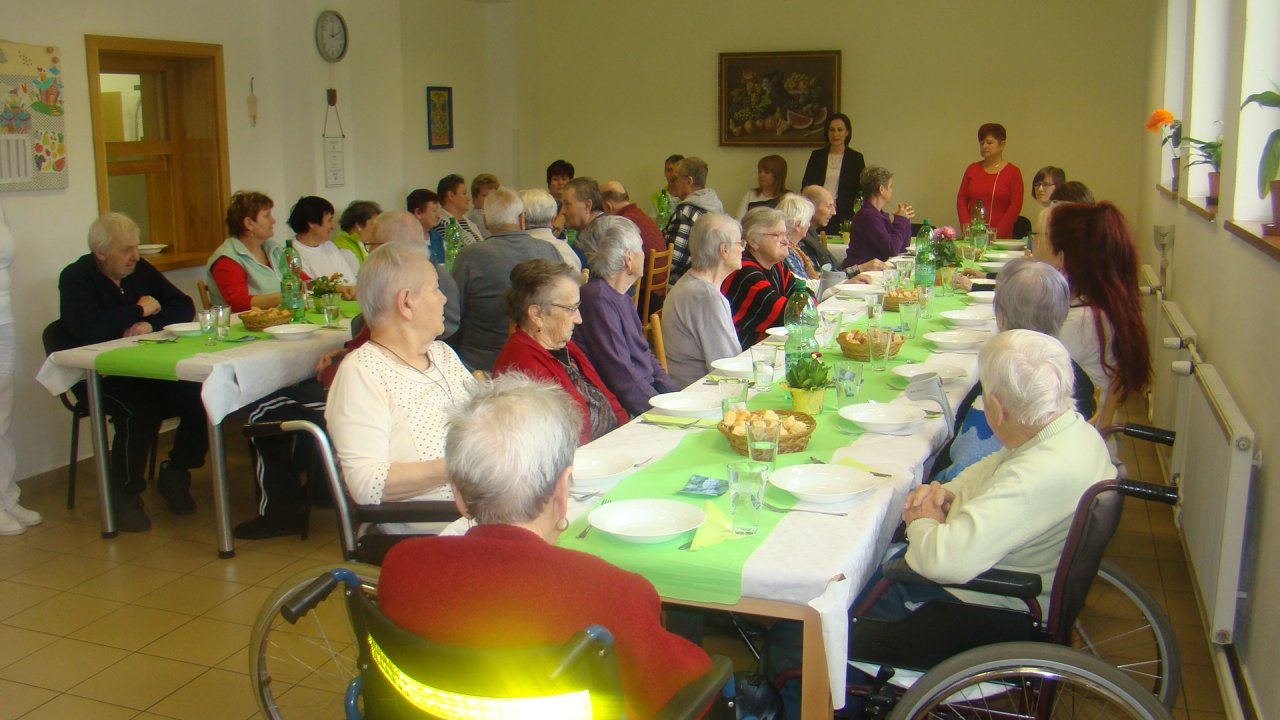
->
[[1241, 84, 1280, 198], [1146, 108, 1183, 155], [933, 225, 957, 241], [784, 351, 831, 390], [309, 273, 346, 296]]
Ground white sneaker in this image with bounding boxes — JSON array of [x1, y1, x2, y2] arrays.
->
[[0, 509, 25, 536], [5, 504, 42, 527]]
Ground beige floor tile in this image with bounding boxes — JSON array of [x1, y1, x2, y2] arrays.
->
[[202, 584, 273, 626], [0, 546, 60, 580], [1159, 558, 1195, 589], [0, 637, 128, 692], [215, 645, 249, 675], [69, 604, 193, 651], [11, 520, 104, 553], [147, 668, 258, 720], [67, 532, 176, 564], [2, 591, 122, 635], [0, 678, 57, 720], [0, 624, 58, 669], [12, 693, 139, 720], [127, 539, 219, 575], [134, 714, 183, 720], [1181, 662, 1226, 713], [255, 555, 339, 590], [0, 580, 59, 620], [1107, 528, 1157, 558], [1174, 623, 1214, 667], [69, 564, 184, 603], [68, 652, 205, 711], [133, 574, 252, 616], [236, 530, 335, 558], [1162, 590, 1204, 627], [7, 552, 118, 591], [139, 617, 249, 667], [188, 548, 300, 585]]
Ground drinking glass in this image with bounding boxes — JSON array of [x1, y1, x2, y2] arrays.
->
[[718, 377, 749, 418], [817, 308, 843, 347], [197, 309, 215, 346], [937, 267, 956, 297], [834, 364, 864, 409], [881, 265, 898, 292], [975, 229, 993, 256], [212, 305, 232, 341], [746, 417, 780, 466], [918, 286, 933, 320], [898, 299, 920, 339], [865, 292, 884, 327], [868, 327, 894, 372], [728, 460, 768, 535], [750, 344, 780, 392], [893, 258, 915, 288], [322, 304, 342, 328]]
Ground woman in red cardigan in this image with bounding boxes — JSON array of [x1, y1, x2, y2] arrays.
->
[[955, 122, 1024, 239], [493, 259, 627, 444]]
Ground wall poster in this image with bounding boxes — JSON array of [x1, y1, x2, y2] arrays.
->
[[0, 40, 66, 191], [719, 50, 840, 147]]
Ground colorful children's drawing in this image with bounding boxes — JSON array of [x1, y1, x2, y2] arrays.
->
[[0, 40, 67, 190]]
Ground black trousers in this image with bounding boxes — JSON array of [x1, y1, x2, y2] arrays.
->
[[245, 381, 328, 518], [98, 377, 208, 499]]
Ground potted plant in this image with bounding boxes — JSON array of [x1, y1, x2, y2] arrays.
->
[[782, 352, 830, 414], [309, 272, 347, 311], [1185, 134, 1223, 209], [1241, 85, 1280, 234], [1146, 108, 1183, 191]]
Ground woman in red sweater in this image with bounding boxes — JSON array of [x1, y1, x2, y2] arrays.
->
[[955, 122, 1025, 239]]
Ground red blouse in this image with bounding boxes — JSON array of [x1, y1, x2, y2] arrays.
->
[[955, 161, 1024, 239]]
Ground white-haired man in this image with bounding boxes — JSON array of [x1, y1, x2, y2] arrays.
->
[[519, 188, 581, 271], [663, 156, 724, 286], [451, 187, 563, 372]]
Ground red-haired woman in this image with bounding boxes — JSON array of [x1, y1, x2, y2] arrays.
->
[[1033, 202, 1151, 426], [955, 123, 1024, 239], [736, 154, 789, 219]]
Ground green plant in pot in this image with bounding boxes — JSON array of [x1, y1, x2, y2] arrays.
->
[[784, 352, 830, 414], [1241, 84, 1280, 234], [1184, 134, 1223, 209]]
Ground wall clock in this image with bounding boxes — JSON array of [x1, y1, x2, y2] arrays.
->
[[315, 10, 348, 63]]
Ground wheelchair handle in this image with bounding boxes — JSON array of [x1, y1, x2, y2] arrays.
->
[[1118, 479, 1179, 505], [281, 568, 362, 624], [243, 420, 287, 439], [1100, 422, 1175, 447]]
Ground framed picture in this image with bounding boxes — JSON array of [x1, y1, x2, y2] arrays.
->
[[426, 86, 453, 150], [719, 51, 840, 147]]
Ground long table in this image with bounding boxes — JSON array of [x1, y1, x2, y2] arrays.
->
[[563, 288, 991, 717], [36, 315, 352, 556]]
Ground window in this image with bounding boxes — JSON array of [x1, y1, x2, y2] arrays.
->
[[86, 36, 230, 270], [1233, 0, 1280, 224], [1185, 0, 1228, 206]]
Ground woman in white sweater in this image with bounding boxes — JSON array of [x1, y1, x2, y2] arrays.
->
[[660, 212, 745, 386]]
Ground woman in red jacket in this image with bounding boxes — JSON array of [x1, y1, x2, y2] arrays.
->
[[493, 259, 627, 444], [955, 122, 1024, 239]]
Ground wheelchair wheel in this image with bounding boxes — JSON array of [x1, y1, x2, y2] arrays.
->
[[1072, 559, 1180, 708], [249, 562, 381, 720], [888, 642, 1172, 720]]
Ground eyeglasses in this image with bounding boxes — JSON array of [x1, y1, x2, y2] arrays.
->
[[548, 301, 581, 314]]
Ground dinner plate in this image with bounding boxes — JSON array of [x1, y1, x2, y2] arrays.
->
[[859, 270, 884, 283], [710, 356, 753, 379], [978, 260, 1009, 273], [891, 363, 967, 385], [164, 322, 202, 337], [967, 290, 995, 304], [264, 323, 321, 341], [770, 464, 878, 504], [573, 448, 635, 490], [648, 391, 721, 418], [969, 278, 996, 290], [587, 499, 705, 544], [838, 403, 927, 432], [765, 326, 789, 338], [924, 330, 989, 350], [992, 239, 1026, 250], [138, 244, 168, 255], [940, 309, 995, 327], [980, 250, 1020, 261], [833, 283, 884, 298]]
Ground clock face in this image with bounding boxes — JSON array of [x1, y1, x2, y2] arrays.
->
[[315, 10, 348, 63]]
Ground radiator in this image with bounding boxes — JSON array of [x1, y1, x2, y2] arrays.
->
[[1152, 300, 1196, 446]]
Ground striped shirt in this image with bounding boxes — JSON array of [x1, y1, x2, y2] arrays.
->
[[721, 257, 797, 349]]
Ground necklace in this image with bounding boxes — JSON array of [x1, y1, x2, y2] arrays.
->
[[369, 339, 454, 403]]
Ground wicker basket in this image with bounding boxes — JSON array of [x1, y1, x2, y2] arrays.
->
[[718, 410, 816, 457], [882, 289, 919, 312], [837, 329, 905, 361], [239, 309, 294, 331]]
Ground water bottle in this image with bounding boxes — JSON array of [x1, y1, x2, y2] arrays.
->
[[782, 279, 819, 377], [444, 219, 464, 271], [280, 239, 305, 322], [655, 189, 672, 230], [914, 219, 937, 289], [971, 199, 987, 231]]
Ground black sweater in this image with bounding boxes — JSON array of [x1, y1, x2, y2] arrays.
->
[[58, 254, 195, 346]]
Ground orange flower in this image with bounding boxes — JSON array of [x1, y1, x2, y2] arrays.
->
[[1146, 109, 1175, 132]]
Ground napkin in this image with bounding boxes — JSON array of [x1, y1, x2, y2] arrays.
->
[[641, 413, 719, 428], [835, 456, 890, 475], [689, 501, 745, 551]]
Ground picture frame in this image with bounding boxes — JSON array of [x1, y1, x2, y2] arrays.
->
[[426, 86, 453, 150], [719, 51, 840, 147]]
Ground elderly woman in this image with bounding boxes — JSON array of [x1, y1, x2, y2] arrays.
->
[[662, 213, 744, 386], [844, 166, 914, 269], [722, 207, 799, 349], [956, 123, 1024, 239], [378, 375, 711, 718], [325, 242, 474, 533], [332, 200, 382, 264], [1034, 201, 1150, 427], [288, 196, 359, 294], [931, 259, 1097, 482], [576, 217, 680, 415], [206, 190, 283, 311], [519, 188, 581, 271], [494, 259, 627, 444], [776, 193, 820, 279], [736, 154, 789, 219], [801, 113, 866, 233]]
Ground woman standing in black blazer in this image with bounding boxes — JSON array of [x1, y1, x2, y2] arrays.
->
[[801, 113, 866, 234]]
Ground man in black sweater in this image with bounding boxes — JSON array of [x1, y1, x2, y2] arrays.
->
[[58, 213, 207, 531]]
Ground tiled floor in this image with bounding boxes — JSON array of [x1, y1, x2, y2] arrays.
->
[[0, 399, 1229, 718]]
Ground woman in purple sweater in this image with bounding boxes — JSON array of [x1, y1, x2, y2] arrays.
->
[[843, 165, 915, 269]]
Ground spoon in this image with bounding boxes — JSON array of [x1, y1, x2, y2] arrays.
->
[[763, 501, 847, 517]]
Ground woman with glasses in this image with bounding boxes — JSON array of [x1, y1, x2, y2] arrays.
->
[[844, 165, 914, 270], [494, 259, 627, 444], [722, 207, 801, 349], [1027, 166, 1066, 239]]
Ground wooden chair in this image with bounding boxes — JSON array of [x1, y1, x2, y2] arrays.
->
[[648, 312, 667, 372], [196, 280, 212, 310], [640, 247, 673, 331]]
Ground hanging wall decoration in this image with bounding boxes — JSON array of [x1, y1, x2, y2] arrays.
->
[[0, 40, 66, 191], [426, 86, 453, 150]]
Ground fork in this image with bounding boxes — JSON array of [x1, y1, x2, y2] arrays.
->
[[575, 498, 609, 539], [763, 501, 847, 517], [639, 417, 701, 429]]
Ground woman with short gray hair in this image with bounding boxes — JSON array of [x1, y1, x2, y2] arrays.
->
[[576, 217, 679, 415], [722, 207, 801, 348], [519, 188, 581, 271], [844, 165, 914, 269], [661, 212, 744, 385], [775, 193, 820, 279]]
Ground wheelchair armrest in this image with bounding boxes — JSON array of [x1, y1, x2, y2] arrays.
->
[[243, 421, 288, 439], [351, 500, 461, 525], [882, 557, 1042, 600], [1100, 422, 1175, 446], [653, 654, 734, 720]]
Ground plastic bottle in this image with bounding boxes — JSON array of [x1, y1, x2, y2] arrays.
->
[[444, 219, 464, 271], [782, 279, 819, 377], [913, 219, 937, 289], [970, 199, 988, 235], [280, 239, 305, 322], [654, 189, 672, 230]]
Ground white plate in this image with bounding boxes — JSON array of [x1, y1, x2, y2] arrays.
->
[[138, 244, 168, 255], [573, 448, 635, 490], [838, 403, 927, 432], [859, 270, 884, 283], [765, 326, 789, 338], [588, 499, 705, 544], [891, 363, 967, 385], [711, 356, 754, 379], [940, 309, 994, 327], [833, 283, 884, 298], [648, 391, 721, 418], [970, 278, 996, 290], [264, 323, 321, 341], [924, 330, 989, 350], [981, 250, 1020, 261], [164, 322, 202, 337], [979, 261, 1008, 273], [992, 240, 1026, 250], [968, 290, 995, 304], [770, 464, 878, 504]]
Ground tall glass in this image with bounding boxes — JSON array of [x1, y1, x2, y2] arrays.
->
[[937, 267, 956, 297], [881, 265, 898, 292], [718, 377, 749, 418], [198, 309, 215, 346], [212, 305, 232, 340], [868, 327, 894, 372], [917, 286, 933, 320], [817, 308, 843, 347], [834, 364, 864, 409], [746, 417, 780, 466], [865, 292, 884, 327], [899, 298, 920, 338], [728, 461, 768, 535], [750, 344, 780, 392]]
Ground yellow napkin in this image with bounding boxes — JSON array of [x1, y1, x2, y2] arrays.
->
[[690, 500, 745, 551], [641, 413, 719, 428]]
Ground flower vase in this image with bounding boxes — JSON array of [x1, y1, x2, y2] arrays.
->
[[784, 384, 825, 414], [1170, 158, 1180, 192], [1207, 171, 1220, 210], [1266, 180, 1280, 237]]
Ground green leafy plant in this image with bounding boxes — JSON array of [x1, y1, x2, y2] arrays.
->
[[785, 352, 831, 390], [1185, 136, 1223, 172], [1241, 85, 1280, 198], [309, 272, 347, 296]]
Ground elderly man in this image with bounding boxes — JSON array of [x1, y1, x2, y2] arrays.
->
[[576, 217, 679, 416], [407, 188, 446, 263], [451, 187, 562, 372], [799, 185, 885, 279], [434, 174, 485, 246], [58, 213, 207, 531], [561, 176, 607, 265], [519, 188, 581, 271], [663, 156, 724, 286]]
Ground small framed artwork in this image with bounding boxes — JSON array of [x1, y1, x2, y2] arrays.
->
[[426, 86, 453, 150], [719, 50, 841, 147]]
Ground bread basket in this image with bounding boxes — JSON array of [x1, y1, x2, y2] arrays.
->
[[717, 410, 816, 456], [882, 289, 918, 312], [837, 329, 905, 361], [239, 308, 294, 331]]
